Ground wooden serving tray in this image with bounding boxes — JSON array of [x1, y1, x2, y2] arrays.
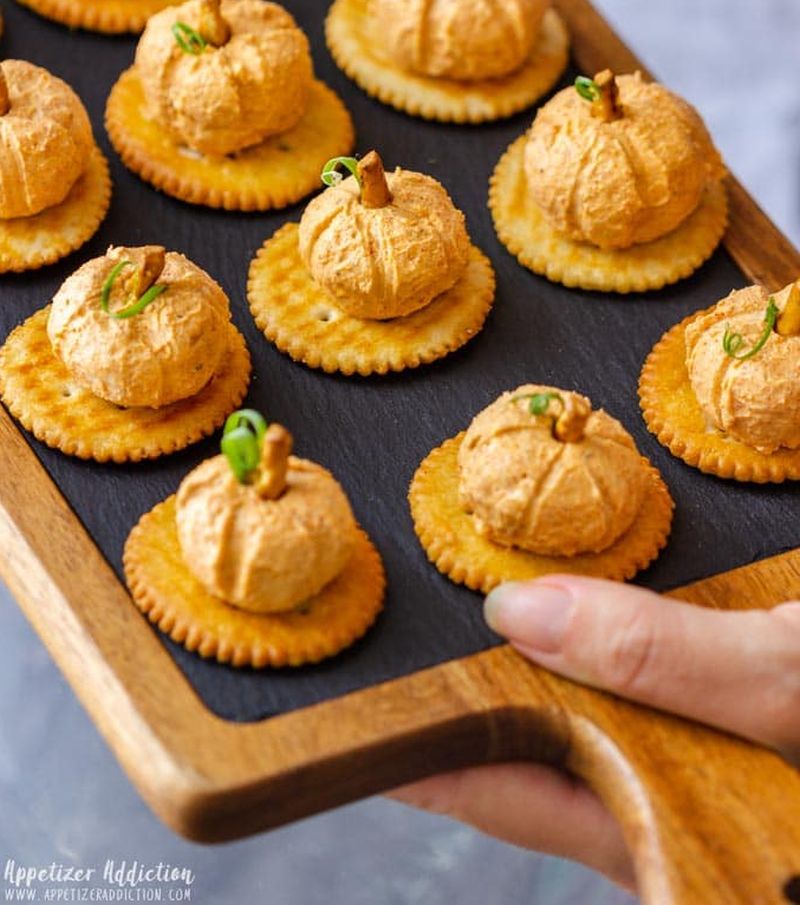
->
[[2, 1, 800, 902]]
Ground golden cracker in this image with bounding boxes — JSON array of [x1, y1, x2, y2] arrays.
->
[[0, 309, 251, 463], [0, 145, 111, 274], [409, 433, 674, 594], [124, 496, 385, 668], [326, 0, 569, 124], [16, 0, 180, 33], [489, 134, 729, 293], [105, 69, 355, 211], [639, 311, 800, 482], [247, 223, 495, 376]]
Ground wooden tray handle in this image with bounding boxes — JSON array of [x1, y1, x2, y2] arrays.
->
[[209, 613, 800, 905], [235, 555, 800, 904], [366, 638, 800, 905], [540, 658, 800, 904], [450, 555, 800, 904]]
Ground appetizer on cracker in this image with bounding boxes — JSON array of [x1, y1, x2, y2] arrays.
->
[[326, 0, 568, 123], [247, 150, 495, 375], [0, 245, 250, 462], [410, 386, 673, 592], [124, 411, 385, 667], [0, 60, 111, 273], [640, 280, 800, 482], [105, 0, 354, 209], [490, 70, 728, 292], [15, 0, 180, 34]]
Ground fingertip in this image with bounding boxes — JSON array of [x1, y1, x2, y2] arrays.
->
[[483, 580, 526, 633], [484, 580, 574, 653]]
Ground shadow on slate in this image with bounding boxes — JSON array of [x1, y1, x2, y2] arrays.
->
[[0, 1, 798, 723]]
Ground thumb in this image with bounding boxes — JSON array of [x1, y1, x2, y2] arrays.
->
[[484, 575, 800, 756]]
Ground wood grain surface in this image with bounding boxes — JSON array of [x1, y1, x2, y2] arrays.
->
[[0, 1, 799, 903]]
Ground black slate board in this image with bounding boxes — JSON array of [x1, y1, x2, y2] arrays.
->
[[1, 1, 798, 723]]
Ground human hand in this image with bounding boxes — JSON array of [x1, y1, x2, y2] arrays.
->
[[390, 575, 800, 891]]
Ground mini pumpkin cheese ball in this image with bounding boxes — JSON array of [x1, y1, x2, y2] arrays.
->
[[124, 410, 384, 666], [490, 69, 728, 292], [372, 0, 549, 81], [175, 414, 358, 613], [684, 281, 800, 455], [458, 386, 649, 556], [298, 151, 470, 319], [247, 150, 495, 375], [135, 0, 313, 156], [524, 70, 725, 250], [326, 0, 569, 125], [0, 60, 93, 219], [409, 386, 673, 590], [0, 60, 111, 274], [47, 245, 232, 408]]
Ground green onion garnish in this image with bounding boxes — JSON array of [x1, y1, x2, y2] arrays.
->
[[101, 261, 131, 310], [575, 76, 601, 102], [721, 330, 744, 357], [722, 297, 779, 361], [221, 409, 268, 484], [100, 260, 168, 320], [514, 391, 563, 416], [172, 21, 207, 55], [321, 156, 361, 188]]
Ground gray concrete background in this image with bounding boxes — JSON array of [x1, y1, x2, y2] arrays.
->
[[2, 2, 798, 902]]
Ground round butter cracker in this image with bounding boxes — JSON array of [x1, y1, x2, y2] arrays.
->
[[124, 496, 385, 668], [489, 134, 729, 293], [326, 0, 569, 124], [0, 309, 251, 463], [409, 433, 674, 593], [247, 223, 495, 376], [15, 0, 180, 33], [105, 69, 355, 211], [639, 310, 800, 482], [0, 146, 111, 274]]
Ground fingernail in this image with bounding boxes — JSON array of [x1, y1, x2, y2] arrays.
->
[[484, 581, 573, 653]]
